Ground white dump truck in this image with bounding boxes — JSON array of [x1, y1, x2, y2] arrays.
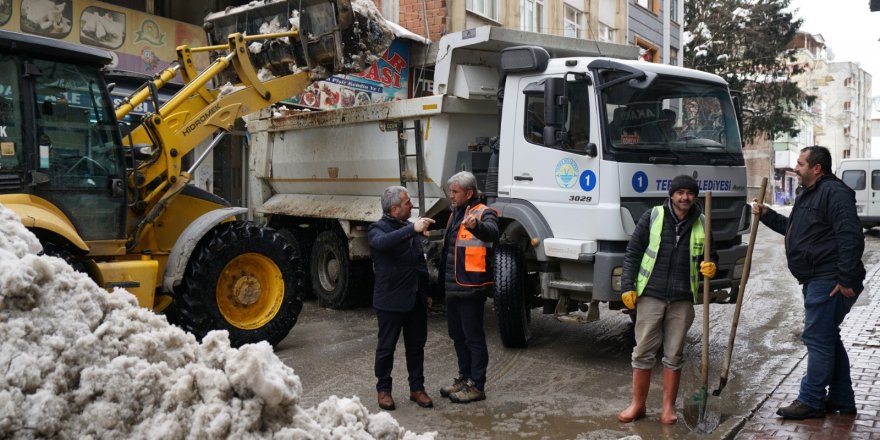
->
[[246, 26, 751, 347]]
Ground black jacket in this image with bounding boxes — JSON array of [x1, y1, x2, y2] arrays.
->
[[760, 174, 865, 288], [441, 197, 499, 301], [368, 214, 429, 312], [621, 199, 717, 303]]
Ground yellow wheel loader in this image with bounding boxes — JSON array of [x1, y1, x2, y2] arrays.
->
[[0, 0, 391, 346]]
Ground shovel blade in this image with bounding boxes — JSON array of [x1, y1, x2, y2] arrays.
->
[[683, 387, 721, 433]]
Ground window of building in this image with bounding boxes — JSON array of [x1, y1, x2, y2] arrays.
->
[[467, 0, 500, 21], [669, 0, 679, 21], [522, 0, 544, 33], [842, 149, 851, 159], [669, 48, 679, 65], [564, 4, 584, 39], [636, 0, 659, 14], [635, 37, 659, 62], [844, 126, 851, 137], [598, 22, 615, 42], [844, 101, 851, 111]]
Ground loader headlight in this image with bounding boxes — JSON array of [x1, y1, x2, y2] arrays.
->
[[732, 257, 745, 280], [612, 266, 623, 292]]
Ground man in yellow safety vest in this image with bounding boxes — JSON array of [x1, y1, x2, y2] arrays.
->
[[617, 174, 717, 424]]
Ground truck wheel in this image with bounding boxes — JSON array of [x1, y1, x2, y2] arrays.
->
[[493, 244, 530, 348], [168, 221, 303, 347], [310, 230, 371, 309], [279, 227, 317, 300]]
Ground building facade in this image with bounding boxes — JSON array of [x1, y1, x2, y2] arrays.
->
[[762, 31, 873, 204]]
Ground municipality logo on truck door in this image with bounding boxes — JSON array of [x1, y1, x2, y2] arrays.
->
[[555, 158, 579, 188]]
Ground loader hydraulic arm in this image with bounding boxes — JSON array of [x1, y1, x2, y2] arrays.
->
[[118, 0, 392, 248]]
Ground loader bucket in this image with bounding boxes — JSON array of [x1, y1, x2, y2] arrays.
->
[[203, 0, 392, 82]]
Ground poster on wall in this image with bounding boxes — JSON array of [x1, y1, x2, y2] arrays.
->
[[286, 39, 410, 110], [0, 0, 208, 82]]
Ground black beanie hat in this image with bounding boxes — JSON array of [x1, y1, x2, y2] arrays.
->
[[669, 175, 699, 196]]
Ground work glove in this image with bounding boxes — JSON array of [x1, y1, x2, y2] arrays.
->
[[700, 261, 717, 279], [621, 290, 637, 310]]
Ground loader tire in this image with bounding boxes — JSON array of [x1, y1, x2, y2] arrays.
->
[[168, 221, 304, 347], [310, 230, 372, 309], [493, 244, 530, 348]]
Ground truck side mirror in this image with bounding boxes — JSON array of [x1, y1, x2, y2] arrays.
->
[[543, 77, 565, 126], [542, 77, 566, 147]]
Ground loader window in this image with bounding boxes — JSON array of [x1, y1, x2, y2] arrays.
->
[[0, 56, 23, 171], [32, 59, 119, 188]]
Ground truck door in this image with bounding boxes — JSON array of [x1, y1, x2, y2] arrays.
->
[[28, 58, 126, 241], [508, 75, 598, 236]]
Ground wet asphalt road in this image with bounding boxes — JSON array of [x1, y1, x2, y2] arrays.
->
[[275, 217, 880, 439]]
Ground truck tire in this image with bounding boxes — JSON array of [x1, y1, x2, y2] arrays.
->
[[167, 221, 304, 347], [279, 227, 317, 300], [310, 230, 371, 309], [493, 244, 530, 348]]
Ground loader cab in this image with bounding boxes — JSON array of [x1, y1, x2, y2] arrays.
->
[[0, 30, 126, 241]]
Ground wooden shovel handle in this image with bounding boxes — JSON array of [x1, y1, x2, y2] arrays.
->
[[702, 192, 712, 387], [718, 177, 768, 381]]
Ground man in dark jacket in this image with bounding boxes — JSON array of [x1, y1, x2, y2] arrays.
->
[[753, 146, 865, 420], [618, 174, 717, 425], [438, 171, 499, 404], [368, 186, 435, 411]]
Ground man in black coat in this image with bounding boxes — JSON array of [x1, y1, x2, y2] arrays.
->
[[438, 171, 499, 404], [368, 186, 435, 411], [754, 146, 865, 420]]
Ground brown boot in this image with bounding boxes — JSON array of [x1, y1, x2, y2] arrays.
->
[[618, 368, 651, 423], [377, 391, 395, 411], [660, 368, 681, 424], [409, 390, 434, 408]]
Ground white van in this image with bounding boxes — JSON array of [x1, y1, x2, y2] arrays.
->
[[838, 158, 880, 229]]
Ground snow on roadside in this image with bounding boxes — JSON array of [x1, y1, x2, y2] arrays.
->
[[0, 204, 434, 439]]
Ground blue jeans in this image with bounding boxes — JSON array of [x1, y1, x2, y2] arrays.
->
[[798, 279, 860, 409]]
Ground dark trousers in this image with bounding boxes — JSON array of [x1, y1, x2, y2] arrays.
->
[[375, 301, 427, 392], [446, 296, 488, 390], [798, 279, 860, 409]]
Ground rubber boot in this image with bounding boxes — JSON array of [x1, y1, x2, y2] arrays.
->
[[660, 368, 682, 424], [617, 368, 651, 423]]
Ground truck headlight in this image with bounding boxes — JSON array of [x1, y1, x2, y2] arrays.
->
[[612, 267, 623, 291], [732, 257, 745, 280]]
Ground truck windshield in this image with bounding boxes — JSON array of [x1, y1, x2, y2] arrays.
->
[[602, 76, 743, 165]]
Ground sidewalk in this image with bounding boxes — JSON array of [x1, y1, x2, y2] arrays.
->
[[727, 264, 880, 439]]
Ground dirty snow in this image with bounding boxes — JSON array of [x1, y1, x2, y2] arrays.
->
[[0, 204, 433, 440]]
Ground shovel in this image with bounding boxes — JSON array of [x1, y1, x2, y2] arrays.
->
[[714, 177, 768, 396], [683, 191, 719, 432]]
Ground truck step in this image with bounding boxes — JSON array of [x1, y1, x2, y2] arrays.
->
[[547, 280, 592, 292]]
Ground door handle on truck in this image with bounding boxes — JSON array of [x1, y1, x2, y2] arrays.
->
[[514, 175, 533, 181]]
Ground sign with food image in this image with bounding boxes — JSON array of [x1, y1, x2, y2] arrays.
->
[[0, 0, 208, 82], [288, 39, 410, 110]]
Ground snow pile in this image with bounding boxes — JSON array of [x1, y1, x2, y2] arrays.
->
[[0, 204, 434, 439]]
